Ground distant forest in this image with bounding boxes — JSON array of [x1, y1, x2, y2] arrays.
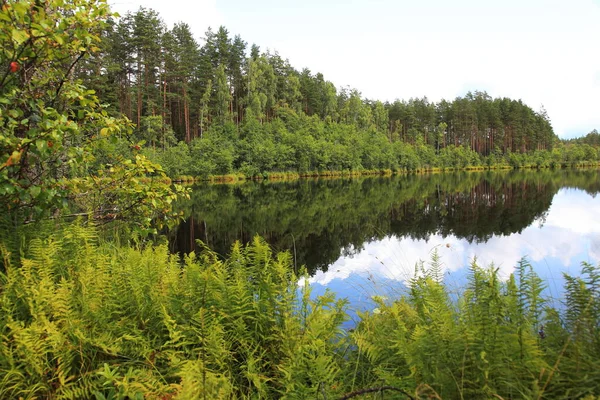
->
[[75, 8, 599, 177]]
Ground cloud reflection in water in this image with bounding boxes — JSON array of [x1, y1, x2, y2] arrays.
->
[[308, 188, 600, 310]]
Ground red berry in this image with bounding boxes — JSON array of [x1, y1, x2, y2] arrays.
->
[[10, 62, 19, 73]]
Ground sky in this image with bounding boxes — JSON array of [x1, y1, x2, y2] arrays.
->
[[108, 0, 600, 139]]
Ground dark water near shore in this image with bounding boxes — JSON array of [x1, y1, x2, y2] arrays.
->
[[170, 169, 600, 316]]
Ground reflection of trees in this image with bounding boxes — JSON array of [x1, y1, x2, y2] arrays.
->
[[169, 169, 600, 274]]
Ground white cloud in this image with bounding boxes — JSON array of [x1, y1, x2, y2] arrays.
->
[[544, 189, 600, 234]]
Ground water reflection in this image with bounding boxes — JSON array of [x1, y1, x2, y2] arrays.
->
[[171, 169, 600, 276], [315, 189, 598, 277], [307, 188, 600, 320]]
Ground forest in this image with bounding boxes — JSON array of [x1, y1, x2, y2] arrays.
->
[[73, 8, 599, 179], [1, 0, 600, 398]]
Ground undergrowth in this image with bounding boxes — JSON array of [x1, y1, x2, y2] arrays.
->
[[0, 223, 598, 399]]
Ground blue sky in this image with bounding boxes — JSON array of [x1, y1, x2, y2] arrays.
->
[[110, 0, 600, 139]]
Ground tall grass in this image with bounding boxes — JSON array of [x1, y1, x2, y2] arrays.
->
[[0, 224, 599, 399]]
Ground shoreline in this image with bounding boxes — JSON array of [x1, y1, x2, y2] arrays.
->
[[170, 162, 600, 184]]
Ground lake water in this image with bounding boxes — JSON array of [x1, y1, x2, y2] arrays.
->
[[170, 169, 600, 320]]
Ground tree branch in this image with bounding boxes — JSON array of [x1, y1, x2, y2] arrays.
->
[[51, 51, 86, 107]]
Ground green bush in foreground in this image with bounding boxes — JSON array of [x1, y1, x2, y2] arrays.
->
[[0, 224, 599, 399]]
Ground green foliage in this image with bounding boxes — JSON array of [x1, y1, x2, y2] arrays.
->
[[542, 263, 600, 398], [438, 145, 482, 169], [188, 133, 234, 178], [137, 116, 177, 149], [565, 129, 600, 147], [146, 141, 192, 178], [351, 258, 600, 399], [0, 0, 113, 221], [0, 0, 183, 234], [68, 154, 185, 234], [130, 110, 597, 179], [2, 0, 600, 398], [0, 224, 348, 399], [1, 222, 600, 398]]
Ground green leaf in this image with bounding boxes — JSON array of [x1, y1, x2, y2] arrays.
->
[[11, 29, 29, 45], [30, 186, 41, 199], [36, 139, 47, 152], [0, 184, 15, 195]]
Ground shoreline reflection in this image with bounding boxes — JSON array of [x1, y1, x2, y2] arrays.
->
[[171, 169, 600, 276]]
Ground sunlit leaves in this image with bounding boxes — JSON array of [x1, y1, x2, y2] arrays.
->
[[0, 0, 182, 232]]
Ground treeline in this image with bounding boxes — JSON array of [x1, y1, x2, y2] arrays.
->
[[72, 8, 600, 177], [566, 129, 600, 146]]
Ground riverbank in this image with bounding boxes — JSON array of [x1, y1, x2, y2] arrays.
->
[[171, 161, 600, 183]]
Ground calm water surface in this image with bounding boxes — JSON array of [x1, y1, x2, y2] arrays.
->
[[170, 170, 600, 318]]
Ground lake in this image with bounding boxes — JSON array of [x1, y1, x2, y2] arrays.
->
[[170, 169, 600, 320]]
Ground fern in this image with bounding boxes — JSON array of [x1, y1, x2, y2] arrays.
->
[[1, 222, 599, 399]]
